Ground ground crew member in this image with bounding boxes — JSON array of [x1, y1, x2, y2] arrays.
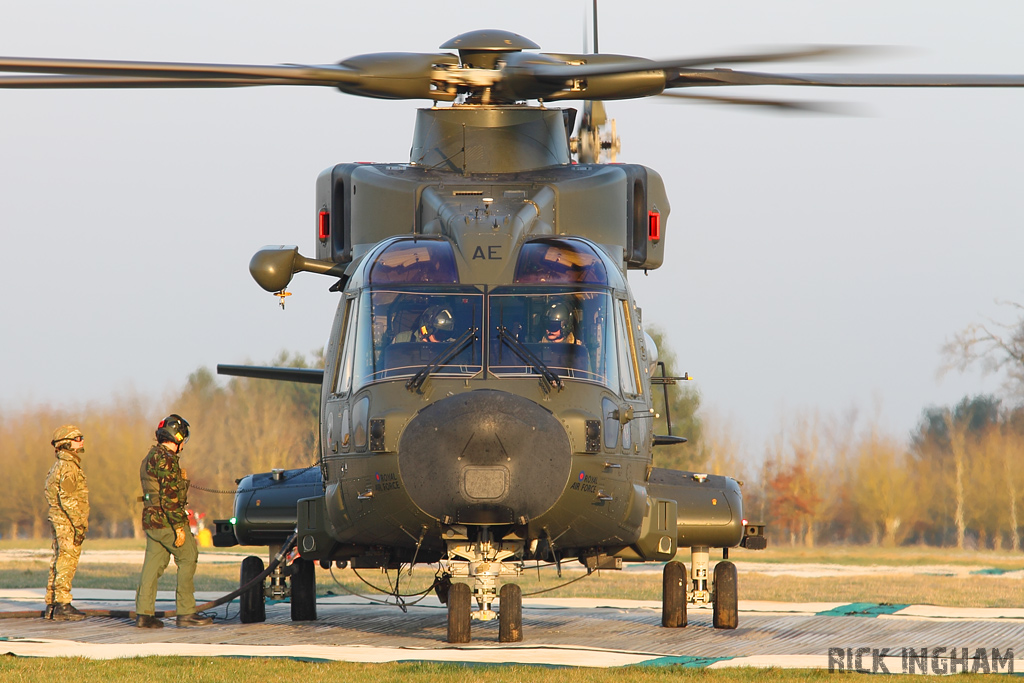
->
[[44, 424, 90, 621], [135, 414, 213, 628]]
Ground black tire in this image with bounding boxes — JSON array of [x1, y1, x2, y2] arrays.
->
[[446, 582, 472, 643], [662, 560, 687, 628], [239, 555, 266, 624], [290, 557, 317, 622], [498, 583, 523, 643], [713, 560, 738, 629]]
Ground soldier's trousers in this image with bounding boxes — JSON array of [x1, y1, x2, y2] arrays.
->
[[46, 519, 82, 605], [135, 527, 198, 617]]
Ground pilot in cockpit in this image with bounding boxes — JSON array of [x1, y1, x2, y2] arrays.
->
[[396, 305, 456, 344], [540, 303, 580, 345]]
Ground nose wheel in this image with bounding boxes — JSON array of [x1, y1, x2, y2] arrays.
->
[[445, 581, 523, 643], [442, 526, 525, 643], [446, 582, 472, 643], [498, 583, 523, 642]]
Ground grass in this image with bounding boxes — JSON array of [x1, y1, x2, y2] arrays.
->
[[0, 537, 249, 553], [727, 544, 1024, 570], [7, 537, 1023, 567], [2, 550, 1022, 607], [0, 658, 984, 683]]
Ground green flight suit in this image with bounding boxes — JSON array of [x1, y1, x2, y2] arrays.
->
[[135, 443, 198, 617]]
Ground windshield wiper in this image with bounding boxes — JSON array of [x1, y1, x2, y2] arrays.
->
[[496, 326, 563, 392], [405, 326, 478, 392]]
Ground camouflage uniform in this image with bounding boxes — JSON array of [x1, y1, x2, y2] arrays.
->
[[135, 442, 199, 618], [44, 428, 90, 609]]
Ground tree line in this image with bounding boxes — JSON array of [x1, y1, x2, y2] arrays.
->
[[0, 351, 320, 540], [651, 320, 1024, 549], [718, 300, 1024, 549], [709, 397, 1024, 549]]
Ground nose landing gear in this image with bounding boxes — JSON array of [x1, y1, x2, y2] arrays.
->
[[442, 527, 525, 643]]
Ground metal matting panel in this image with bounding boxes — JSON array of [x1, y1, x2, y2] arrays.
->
[[3, 600, 1023, 660]]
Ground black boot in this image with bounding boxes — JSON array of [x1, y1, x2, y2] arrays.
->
[[135, 614, 164, 629], [50, 603, 87, 621], [176, 613, 214, 627], [44, 604, 55, 620]]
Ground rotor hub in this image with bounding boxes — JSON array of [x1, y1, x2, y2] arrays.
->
[[440, 29, 539, 69]]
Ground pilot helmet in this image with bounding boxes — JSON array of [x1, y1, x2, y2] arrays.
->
[[419, 305, 455, 339], [156, 414, 190, 446], [544, 302, 572, 338]]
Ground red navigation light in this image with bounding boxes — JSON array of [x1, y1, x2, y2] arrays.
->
[[318, 210, 330, 241], [648, 210, 661, 241]]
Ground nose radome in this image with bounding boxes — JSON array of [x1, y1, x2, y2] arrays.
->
[[398, 389, 572, 525]]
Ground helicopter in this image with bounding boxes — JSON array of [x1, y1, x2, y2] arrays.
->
[[4, 20, 1024, 645]]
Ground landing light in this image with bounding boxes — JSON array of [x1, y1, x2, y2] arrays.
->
[[229, 517, 237, 525]]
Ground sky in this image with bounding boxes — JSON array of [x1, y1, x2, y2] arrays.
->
[[1, 0, 1022, 457]]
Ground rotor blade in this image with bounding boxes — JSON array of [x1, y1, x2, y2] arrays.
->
[[0, 52, 459, 99], [0, 55, 357, 84], [667, 68, 1024, 88], [533, 46, 872, 81], [657, 90, 855, 115], [217, 364, 324, 385], [0, 75, 305, 89]]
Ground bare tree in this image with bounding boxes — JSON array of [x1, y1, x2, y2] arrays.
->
[[942, 410, 968, 549], [944, 301, 1024, 398]]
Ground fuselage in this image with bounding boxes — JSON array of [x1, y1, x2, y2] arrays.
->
[[230, 105, 744, 565], [318, 232, 658, 559]]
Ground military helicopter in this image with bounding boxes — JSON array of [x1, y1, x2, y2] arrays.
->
[[5, 24, 1024, 645]]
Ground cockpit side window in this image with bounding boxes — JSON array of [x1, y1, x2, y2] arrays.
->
[[614, 298, 640, 397], [513, 239, 609, 285], [335, 297, 357, 395], [367, 240, 459, 285]]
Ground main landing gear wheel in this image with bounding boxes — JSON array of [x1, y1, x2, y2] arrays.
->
[[661, 560, 687, 628], [713, 560, 738, 629], [446, 582, 471, 644], [290, 557, 317, 621], [498, 583, 523, 643], [239, 555, 266, 623]]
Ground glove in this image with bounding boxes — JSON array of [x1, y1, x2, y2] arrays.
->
[[73, 529, 85, 546], [180, 468, 188, 480], [173, 526, 186, 548]]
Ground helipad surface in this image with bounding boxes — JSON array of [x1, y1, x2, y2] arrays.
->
[[2, 589, 1022, 671]]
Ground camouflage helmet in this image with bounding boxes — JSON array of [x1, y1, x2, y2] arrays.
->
[[51, 424, 84, 448], [156, 414, 190, 445]]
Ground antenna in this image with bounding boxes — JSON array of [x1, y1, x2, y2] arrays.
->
[[592, 0, 600, 54], [582, 4, 588, 53]]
